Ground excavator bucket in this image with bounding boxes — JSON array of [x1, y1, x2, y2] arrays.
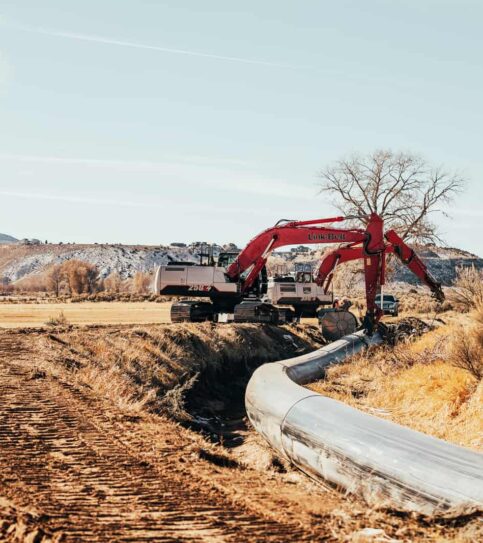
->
[[318, 309, 358, 341]]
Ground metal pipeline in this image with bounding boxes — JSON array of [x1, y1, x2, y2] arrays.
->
[[245, 331, 483, 515]]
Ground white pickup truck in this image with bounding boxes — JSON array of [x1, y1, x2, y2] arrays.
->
[[375, 293, 399, 316]]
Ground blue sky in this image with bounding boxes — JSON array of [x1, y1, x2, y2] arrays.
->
[[0, 1, 482, 254]]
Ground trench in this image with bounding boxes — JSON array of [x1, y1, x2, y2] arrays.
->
[[179, 318, 429, 448], [182, 328, 324, 448], [183, 355, 256, 447], [180, 318, 431, 448]]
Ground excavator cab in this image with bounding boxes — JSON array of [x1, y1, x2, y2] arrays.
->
[[294, 263, 314, 284], [217, 251, 268, 297], [197, 243, 216, 266], [217, 251, 240, 268]]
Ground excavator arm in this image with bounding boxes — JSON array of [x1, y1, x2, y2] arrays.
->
[[313, 231, 445, 325], [225, 212, 443, 334], [226, 215, 386, 291], [384, 230, 445, 302], [314, 243, 364, 292], [226, 213, 387, 333], [164, 210, 444, 334]]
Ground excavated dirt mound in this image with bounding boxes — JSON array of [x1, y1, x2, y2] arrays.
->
[[379, 316, 435, 344], [40, 322, 323, 416]]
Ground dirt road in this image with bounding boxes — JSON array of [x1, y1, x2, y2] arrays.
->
[[0, 302, 171, 328], [0, 332, 322, 542]]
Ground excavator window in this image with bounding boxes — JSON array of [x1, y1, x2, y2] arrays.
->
[[295, 271, 313, 283], [217, 252, 240, 268]]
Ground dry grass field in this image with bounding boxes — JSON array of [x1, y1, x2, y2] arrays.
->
[[308, 311, 483, 451], [0, 301, 172, 328]]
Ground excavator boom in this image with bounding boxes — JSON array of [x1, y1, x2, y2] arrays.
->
[[225, 212, 444, 332], [226, 214, 386, 290]]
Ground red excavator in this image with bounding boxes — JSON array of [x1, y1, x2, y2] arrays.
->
[[153, 213, 444, 335]]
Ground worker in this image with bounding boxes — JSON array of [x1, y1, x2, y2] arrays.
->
[[332, 298, 340, 309]]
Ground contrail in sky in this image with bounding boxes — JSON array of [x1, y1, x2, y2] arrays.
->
[[0, 153, 316, 200], [3, 21, 298, 68], [0, 190, 167, 209], [0, 190, 272, 217]]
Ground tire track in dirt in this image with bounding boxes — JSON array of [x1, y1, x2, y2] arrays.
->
[[0, 333, 318, 542]]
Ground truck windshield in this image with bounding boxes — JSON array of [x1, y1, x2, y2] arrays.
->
[[376, 294, 395, 302]]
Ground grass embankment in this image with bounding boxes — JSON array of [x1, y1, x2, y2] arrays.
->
[[38, 322, 321, 416], [307, 310, 483, 451]]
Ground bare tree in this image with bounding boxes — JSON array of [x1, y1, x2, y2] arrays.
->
[[62, 260, 99, 295], [319, 150, 464, 243], [104, 272, 123, 293], [46, 264, 63, 297]]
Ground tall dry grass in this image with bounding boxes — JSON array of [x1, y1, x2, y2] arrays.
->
[[448, 265, 483, 311], [350, 290, 454, 317], [42, 323, 320, 416], [449, 303, 483, 380], [308, 316, 482, 451]]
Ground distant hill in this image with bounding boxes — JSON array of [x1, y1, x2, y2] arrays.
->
[[0, 240, 480, 287], [0, 233, 18, 244], [0, 243, 209, 282], [390, 245, 482, 285], [287, 244, 482, 287]]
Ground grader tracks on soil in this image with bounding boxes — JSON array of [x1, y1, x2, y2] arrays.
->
[[0, 333, 316, 543]]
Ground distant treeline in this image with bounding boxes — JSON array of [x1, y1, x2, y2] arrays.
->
[[0, 260, 152, 296]]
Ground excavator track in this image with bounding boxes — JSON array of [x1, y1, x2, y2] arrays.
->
[[171, 301, 214, 323], [170, 301, 194, 322], [234, 302, 283, 324]]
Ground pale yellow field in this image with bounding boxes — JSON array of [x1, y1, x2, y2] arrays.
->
[[0, 302, 172, 328]]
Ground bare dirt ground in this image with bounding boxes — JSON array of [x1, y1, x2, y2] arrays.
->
[[0, 302, 172, 328], [0, 331, 317, 542], [0, 326, 480, 542]]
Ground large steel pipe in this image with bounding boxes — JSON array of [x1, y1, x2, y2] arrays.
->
[[245, 331, 483, 515]]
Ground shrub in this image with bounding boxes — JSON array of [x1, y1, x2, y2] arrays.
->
[[449, 304, 483, 380], [131, 271, 152, 294], [16, 260, 100, 296], [104, 272, 123, 293], [61, 260, 99, 294], [448, 265, 483, 312], [14, 274, 48, 292], [46, 311, 69, 327]]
